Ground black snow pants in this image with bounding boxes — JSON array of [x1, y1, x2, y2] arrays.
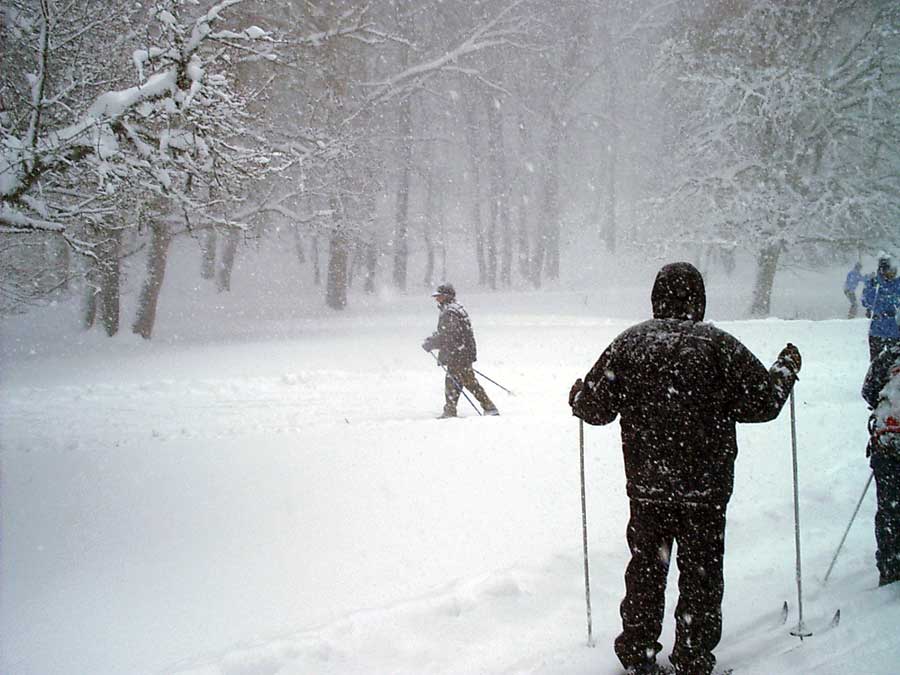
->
[[869, 336, 900, 362], [615, 499, 726, 675], [871, 453, 900, 585]]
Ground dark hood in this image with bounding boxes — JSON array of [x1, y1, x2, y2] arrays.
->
[[651, 262, 706, 321]]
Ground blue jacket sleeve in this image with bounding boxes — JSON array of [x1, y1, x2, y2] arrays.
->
[[861, 279, 876, 310]]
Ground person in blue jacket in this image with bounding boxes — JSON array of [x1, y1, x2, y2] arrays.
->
[[862, 254, 900, 360], [844, 261, 866, 318]]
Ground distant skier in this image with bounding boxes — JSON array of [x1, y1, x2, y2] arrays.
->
[[861, 342, 900, 587], [422, 283, 498, 418], [568, 262, 801, 675], [861, 253, 900, 360], [844, 261, 865, 319]]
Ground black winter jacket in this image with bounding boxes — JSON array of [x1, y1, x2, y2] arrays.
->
[[424, 301, 477, 368], [571, 263, 797, 505], [862, 344, 900, 409]]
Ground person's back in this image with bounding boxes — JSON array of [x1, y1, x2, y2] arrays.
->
[[570, 262, 800, 675], [574, 263, 796, 505]]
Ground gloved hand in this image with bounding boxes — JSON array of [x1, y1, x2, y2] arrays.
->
[[422, 340, 432, 352], [569, 378, 584, 407], [778, 342, 802, 375]]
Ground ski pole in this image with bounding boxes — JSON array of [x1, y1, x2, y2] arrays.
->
[[579, 418, 594, 647], [472, 367, 515, 396], [823, 471, 874, 585], [789, 388, 812, 639], [429, 352, 482, 416]]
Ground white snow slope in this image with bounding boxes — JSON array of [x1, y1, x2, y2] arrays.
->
[[2, 285, 898, 675]]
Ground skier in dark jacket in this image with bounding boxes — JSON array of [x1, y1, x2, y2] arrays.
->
[[568, 262, 801, 675], [422, 283, 498, 418], [861, 342, 900, 587]]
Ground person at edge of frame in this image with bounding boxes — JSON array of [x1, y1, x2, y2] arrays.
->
[[861, 341, 900, 588], [862, 253, 900, 361]]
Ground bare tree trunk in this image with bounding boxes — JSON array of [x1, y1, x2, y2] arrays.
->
[[604, 129, 619, 255], [363, 234, 377, 294], [83, 225, 121, 335], [438, 182, 447, 283], [484, 97, 499, 290], [83, 257, 98, 330], [361, 181, 377, 294], [392, 7, 413, 291], [750, 241, 782, 317], [201, 183, 219, 280], [348, 238, 359, 288], [544, 132, 561, 281], [132, 221, 172, 340], [294, 226, 306, 265], [49, 236, 70, 291], [534, 115, 562, 287], [601, 4, 619, 254], [464, 97, 486, 286], [98, 227, 122, 336], [516, 112, 533, 281], [423, 160, 436, 287], [216, 226, 240, 292], [312, 235, 321, 285], [393, 100, 412, 291], [326, 196, 349, 310], [200, 227, 217, 280], [485, 94, 513, 289]]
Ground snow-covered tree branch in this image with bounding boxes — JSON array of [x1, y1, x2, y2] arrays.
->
[[650, 0, 900, 315], [1, 0, 274, 239]]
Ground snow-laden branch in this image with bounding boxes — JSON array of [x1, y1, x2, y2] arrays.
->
[[23, 0, 51, 167], [0, 204, 64, 234], [1, 0, 269, 233], [649, 0, 900, 256], [359, 0, 531, 107]]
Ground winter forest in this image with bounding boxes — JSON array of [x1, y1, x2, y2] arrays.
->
[[3, 1, 900, 675], [1, 0, 897, 326]]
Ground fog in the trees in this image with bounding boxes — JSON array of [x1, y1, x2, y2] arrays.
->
[[1, 0, 898, 333]]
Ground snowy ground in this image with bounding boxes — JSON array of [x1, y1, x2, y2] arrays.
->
[[2, 267, 899, 674]]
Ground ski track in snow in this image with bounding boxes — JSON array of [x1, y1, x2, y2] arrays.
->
[[1, 370, 443, 447]]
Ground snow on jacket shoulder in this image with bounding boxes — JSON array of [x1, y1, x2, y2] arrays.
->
[[571, 262, 796, 505], [573, 319, 794, 504], [426, 301, 477, 367]]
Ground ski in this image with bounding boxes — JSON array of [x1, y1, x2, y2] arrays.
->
[[780, 602, 841, 636]]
